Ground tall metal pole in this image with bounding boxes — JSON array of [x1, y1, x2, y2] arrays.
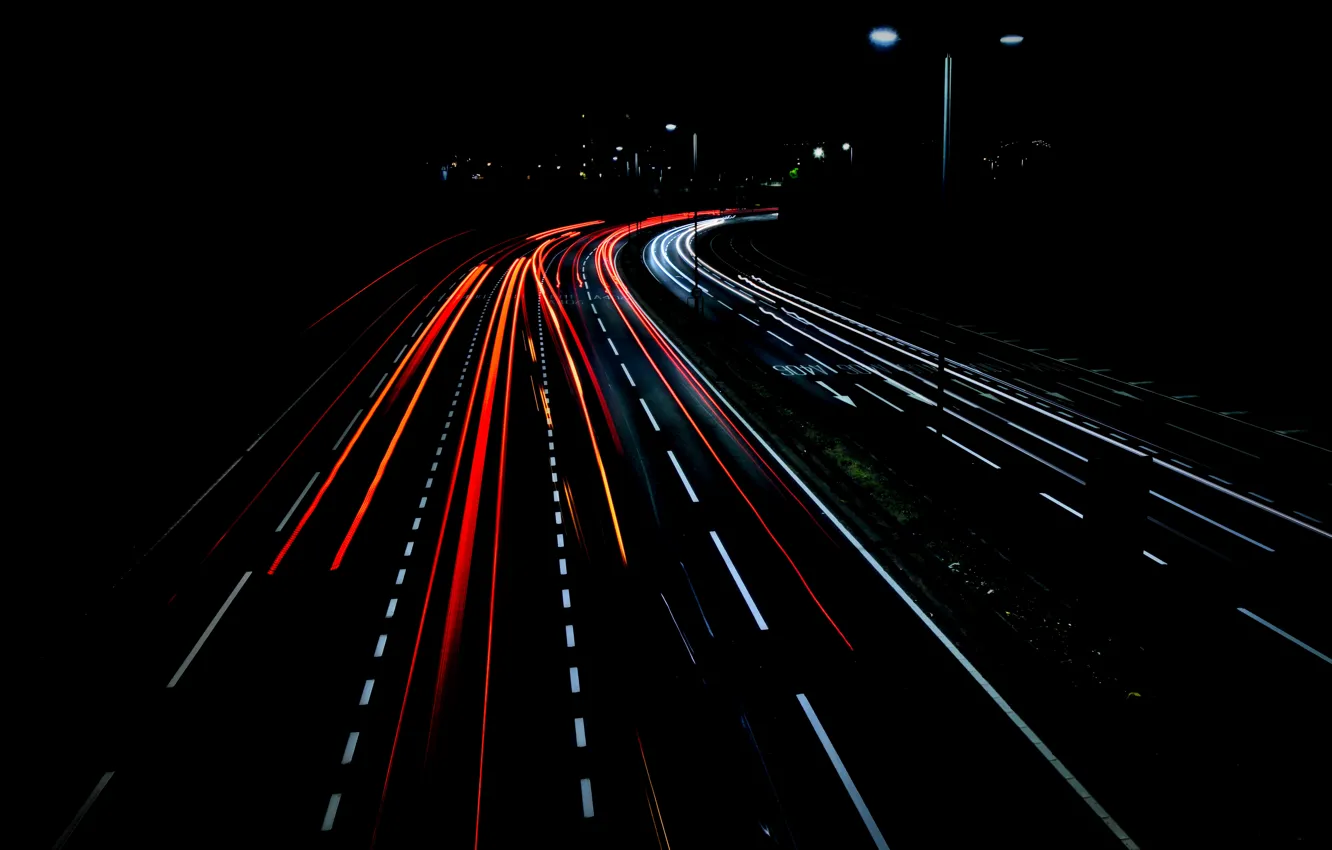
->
[[941, 53, 953, 210], [693, 131, 701, 314]]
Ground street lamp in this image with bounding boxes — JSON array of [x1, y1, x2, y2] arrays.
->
[[665, 123, 678, 132], [666, 121, 703, 313], [869, 27, 899, 49], [999, 35, 1024, 45], [813, 146, 826, 160], [843, 142, 853, 165]]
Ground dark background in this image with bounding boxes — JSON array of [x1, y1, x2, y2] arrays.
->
[[16, 7, 1325, 626]]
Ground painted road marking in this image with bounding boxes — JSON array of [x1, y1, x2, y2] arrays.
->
[[1237, 608, 1331, 664], [797, 693, 890, 849], [52, 771, 115, 850], [359, 679, 374, 705], [667, 451, 699, 502], [341, 731, 360, 764], [621, 363, 637, 387], [566, 624, 576, 647], [369, 373, 389, 398], [709, 532, 767, 630], [276, 472, 320, 532], [562, 588, 571, 608], [333, 410, 364, 451], [569, 667, 581, 693], [574, 717, 587, 747], [167, 572, 252, 687], [640, 399, 661, 431], [321, 793, 342, 831], [374, 634, 387, 657]]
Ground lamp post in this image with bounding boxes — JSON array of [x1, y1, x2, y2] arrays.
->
[[843, 141, 853, 165], [667, 122, 703, 314]]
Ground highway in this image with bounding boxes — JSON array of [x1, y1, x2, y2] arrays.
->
[[37, 213, 1327, 849]]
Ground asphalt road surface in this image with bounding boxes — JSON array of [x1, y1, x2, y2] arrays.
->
[[36, 213, 1328, 849]]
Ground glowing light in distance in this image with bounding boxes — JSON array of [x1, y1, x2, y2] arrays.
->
[[665, 123, 678, 131], [869, 27, 899, 48], [615, 146, 623, 151], [1000, 35, 1024, 45], [813, 147, 825, 160], [842, 142, 851, 151]]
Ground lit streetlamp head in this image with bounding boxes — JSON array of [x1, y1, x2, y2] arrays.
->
[[615, 146, 623, 151], [812, 146, 826, 160], [665, 123, 678, 132], [842, 142, 851, 151], [869, 27, 899, 49], [999, 35, 1024, 45]]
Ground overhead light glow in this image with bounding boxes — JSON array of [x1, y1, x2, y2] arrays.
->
[[1000, 35, 1024, 45], [615, 146, 623, 151], [812, 147, 825, 160], [665, 123, 678, 131], [842, 142, 851, 151], [869, 27, 899, 48]]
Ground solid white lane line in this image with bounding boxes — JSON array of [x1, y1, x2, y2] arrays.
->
[[566, 624, 576, 647], [341, 731, 360, 764], [52, 771, 115, 850], [1150, 490, 1274, 551], [1040, 492, 1084, 519], [167, 572, 252, 687], [396, 569, 405, 585], [766, 330, 793, 346], [709, 532, 768, 629], [648, 322, 1139, 849], [359, 679, 374, 705], [796, 693, 890, 850], [608, 339, 619, 355], [574, 717, 587, 747], [562, 588, 571, 608], [393, 344, 409, 363], [640, 398, 661, 431], [1237, 608, 1331, 664], [667, 451, 700, 502], [333, 409, 364, 451], [740, 313, 760, 326], [374, 634, 387, 657], [386, 598, 398, 618], [855, 383, 904, 412], [321, 793, 342, 831], [580, 778, 595, 818], [276, 473, 320, 532], [569, 667, 581, 693], [142, 455, 244, 558], [598, 318, 607, 332], [369, 372, 389, 398]]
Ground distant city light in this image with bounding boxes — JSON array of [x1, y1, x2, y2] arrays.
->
[[999, 35, 1024, 45], [612, 156, 618, 161], [665, 123, 678, 131], [813, 146, 826, 160], [869, 27, 899, 48], [615, 146, 623, 151]]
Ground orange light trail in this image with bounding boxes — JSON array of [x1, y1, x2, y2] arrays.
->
[[537, 269, 627, 564], [526, 220, 604, 241], [428, 258, 521, 753], [328, 263, 491, 570], [473, 256, 526, 849], [591, 231, 852, 649], [268, 264, 487, 575], [307, 229, 473, 329]]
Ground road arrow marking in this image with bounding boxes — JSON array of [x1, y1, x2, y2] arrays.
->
[[816, 381, 857, 406]]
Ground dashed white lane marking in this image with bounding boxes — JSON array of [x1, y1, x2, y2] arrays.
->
[[369, 372, 389, 398], [559, 558, 567, 575], [766, 330, 793, 346], [796, 693, 890, 850], [1143, 551, 1166, 565], [276, 472, 321, 532], [574, 717, 587, 747], [555, 511, 563, 524], [1237, 607, 1331, 664], [340, 731, 360, 764], [608, 339, 619, 355], [436, 446, 443, 456], [412, 517, 421, 530], [565, 624, 576, 647], [385, 599, 398, 618], [167, 571, 253, 688], [590, 302, 598, 314], [321, 793, 342, 831], [620, 363, 637, 387], [557, 533, 565, 548], [709, 532, 768, 630], [333, 409, 364, 451], [425, 477, 434, 488], [666, 451, 700, 502], [431, 462, 438, 471], [419, 497, 428, 509], [359, 679, 375, 705], [562, 588, 571, 608], [569, 667, 581, 693], [393, 344, 409, 363], [549, 441, 555, 450], [374, 634, 387, 657], [1040, 492, 1083, 519], [550, 456, 557, 466], [640, 398, 661, 431], [597, 318, 607, 332], [552, 472, 559, 483], [404, 541, 414, 556], [52, 771, 115, 849], [553, 490, 560, 502], [580, 778, 595, 818], [740, 313, 759, 326], [411, 322, 423, 338]]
